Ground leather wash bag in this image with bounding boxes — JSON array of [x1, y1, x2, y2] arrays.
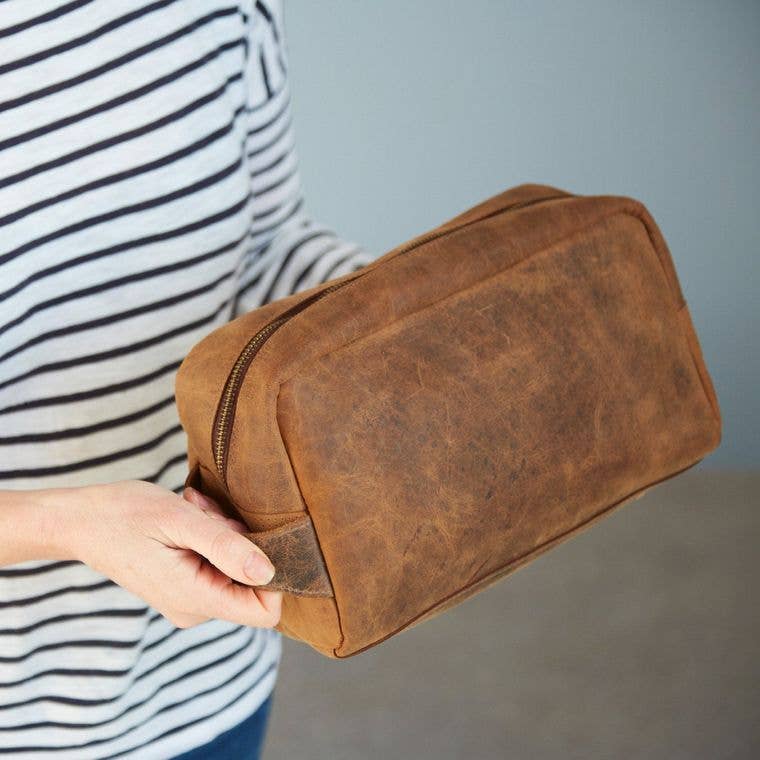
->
[[175, 183, 721, 658]]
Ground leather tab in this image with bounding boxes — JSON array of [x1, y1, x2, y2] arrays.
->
[[246, 514, 334, 597], [184, 461, 334, 597]]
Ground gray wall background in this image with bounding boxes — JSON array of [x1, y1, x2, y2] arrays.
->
[[283, 0, 759, 469]]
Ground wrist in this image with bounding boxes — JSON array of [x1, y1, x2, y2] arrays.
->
[[0, 486, 85, 566]]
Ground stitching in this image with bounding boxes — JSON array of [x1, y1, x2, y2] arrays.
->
[[274, 381, 345, 645], [626, 212, 720, 425], [253, 193, 572, 372], [250, 514, 310, 539], [267, 585, 331, 598], [278, 206, 661, 386]]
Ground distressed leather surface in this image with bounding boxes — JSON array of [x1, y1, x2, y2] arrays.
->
[[175, 184, 722, 658]]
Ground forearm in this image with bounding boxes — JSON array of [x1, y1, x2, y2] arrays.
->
[[0, 487, 79, 567]]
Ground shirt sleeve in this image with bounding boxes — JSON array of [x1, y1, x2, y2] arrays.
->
[[233, 3, 376, 317]]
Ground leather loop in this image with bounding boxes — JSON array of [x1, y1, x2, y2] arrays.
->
[[183, 462, 334, 597], [245, 515, 334, 597]]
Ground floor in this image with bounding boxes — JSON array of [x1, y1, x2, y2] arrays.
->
[[262, 471, 759, 760]]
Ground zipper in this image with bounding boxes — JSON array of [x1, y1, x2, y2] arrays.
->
[[211, 191, 572, 484]]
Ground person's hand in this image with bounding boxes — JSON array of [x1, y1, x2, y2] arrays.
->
[[59, 480, 282, 629]]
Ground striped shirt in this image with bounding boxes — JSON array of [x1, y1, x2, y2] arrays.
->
[[0, 1, 373, 757]]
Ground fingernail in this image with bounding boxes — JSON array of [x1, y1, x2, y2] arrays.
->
[[184, 486, 205, 504], [184, 486, 216, 510], [244, 552, 275, 585]]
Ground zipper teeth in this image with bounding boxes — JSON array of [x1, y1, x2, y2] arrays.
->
[[213, 318, 285, 472], [212, 281, 344, 476], [212, 192, 572, 482]]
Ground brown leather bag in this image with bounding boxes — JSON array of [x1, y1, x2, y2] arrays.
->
[[175, 183, 721, 658]]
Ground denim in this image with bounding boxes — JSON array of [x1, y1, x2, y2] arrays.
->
[[171, 694, 274, 760]]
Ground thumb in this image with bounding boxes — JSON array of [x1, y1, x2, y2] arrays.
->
[[174, 509, 276, 587]]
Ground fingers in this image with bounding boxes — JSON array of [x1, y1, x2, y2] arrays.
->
[[168, 487, 283, 628], [182, 487, 248, 533], [171, 505, 276, 588], [255, 588, 282, 621], [183, 557, 283, 628], [207, 582, 283, 629]]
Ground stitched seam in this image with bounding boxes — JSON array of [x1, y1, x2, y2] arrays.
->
[[274, 381, 346, 646], [253, 193, 572, 374], [278, 207, 669, 385], [627, 213, 719, 425]]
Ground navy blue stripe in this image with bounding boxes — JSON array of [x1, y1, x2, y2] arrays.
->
[[0, 560, 79, 578], [105, 650, 277, 759], [144, 453, 189, 486], [0, 635, 276, 754], [0, 299, 230, 393], [0, 629, 168, 665], [0, 608, 149, 638], [0, 361, 181, 416], [0, 424, 184, 479], [291, 240, 342, 293], [0, 0, 96, 39], [0, 396, 175, 444], [0, 193, 252, 304], [258, 45, 273, 99], [0, 157, 244, 267], [321, 250, 364, 282], [0, 270, 233, 364], [0, 6, 241, 114], [0, 38, 248, 153], [259, 230, 335, 304], [246, 113, 293, 157], [0, 234, 248, 339], [0, 626, 253, 715], [0, 1, 179, 75], [255, 1, 280, 42], [0, 625, 245, 694], [0, 76, 246, 217], [0, 579, 115, 610]]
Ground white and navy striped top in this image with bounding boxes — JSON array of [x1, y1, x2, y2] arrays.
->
[[0, 2, 373, 757]]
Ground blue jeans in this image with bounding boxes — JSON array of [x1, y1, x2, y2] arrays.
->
[[171, 693, 274, 760]]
